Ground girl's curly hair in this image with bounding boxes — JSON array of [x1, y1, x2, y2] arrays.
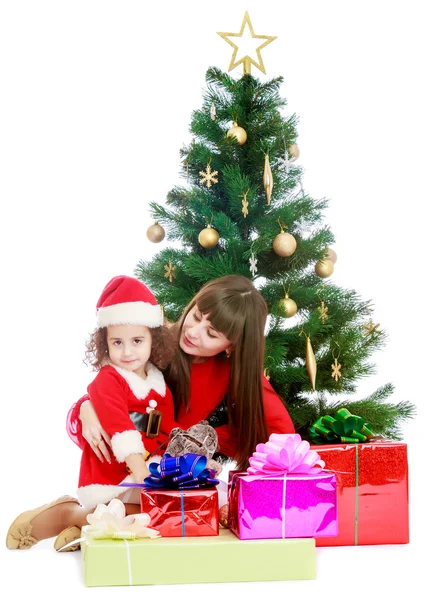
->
[[84, 325, 177, 372]]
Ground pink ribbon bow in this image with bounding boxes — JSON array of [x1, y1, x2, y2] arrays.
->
[[247, 433, 325, 475]]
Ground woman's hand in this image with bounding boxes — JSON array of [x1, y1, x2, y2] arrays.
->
[[79, 399, 112, 463]]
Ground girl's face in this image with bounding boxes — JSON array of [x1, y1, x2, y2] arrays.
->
[[179, 305, 231, 361], [107, 324, 152, 377]]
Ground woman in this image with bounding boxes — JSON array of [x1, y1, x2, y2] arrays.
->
[[6, 275, 295, 551]]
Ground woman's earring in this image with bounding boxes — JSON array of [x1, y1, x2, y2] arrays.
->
[[225, 348, 232, 358]]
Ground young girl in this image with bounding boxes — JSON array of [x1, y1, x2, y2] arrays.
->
[[6, 275, 176, 551]]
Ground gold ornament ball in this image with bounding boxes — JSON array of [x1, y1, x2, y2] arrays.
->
[[227, 122, 247, 145], [272, 232, 297, 257], [279, 295, 298, 318], [146, 222, 165, 243], [288, 143, 300, 160], [325, 247, 337, 264], [199, 225, 219, 248], [315, 259, 334, 278], [218, 504, 229, 528]]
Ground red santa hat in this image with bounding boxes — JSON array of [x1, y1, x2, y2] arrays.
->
[[96, 275, 163, 328]]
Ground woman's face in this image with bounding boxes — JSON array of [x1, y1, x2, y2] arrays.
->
[[179, 305, 232, 361]]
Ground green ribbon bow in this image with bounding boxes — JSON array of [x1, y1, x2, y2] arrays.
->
[[308, 408, 374, 444]]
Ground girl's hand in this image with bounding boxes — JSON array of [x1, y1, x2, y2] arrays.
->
[[80, 399, 112, 463], [125, 453, 150, 483], [133, 465, 150, 484]]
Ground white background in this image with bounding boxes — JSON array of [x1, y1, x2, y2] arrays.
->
[[0, 0, 434, 597]]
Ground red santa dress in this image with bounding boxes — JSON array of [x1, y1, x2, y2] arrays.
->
[[77, 361, 176, 509]]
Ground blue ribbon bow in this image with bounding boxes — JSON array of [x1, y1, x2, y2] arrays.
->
[[144, 453, 220, 489]]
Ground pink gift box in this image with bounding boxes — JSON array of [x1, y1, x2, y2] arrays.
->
[[228, 471, 337, 540]]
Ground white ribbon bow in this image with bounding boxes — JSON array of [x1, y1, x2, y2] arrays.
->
[[58, 498, 160, 551], [85, 498, 160, 539]]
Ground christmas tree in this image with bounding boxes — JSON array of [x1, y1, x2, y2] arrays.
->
[[136, 13, 414, 440]]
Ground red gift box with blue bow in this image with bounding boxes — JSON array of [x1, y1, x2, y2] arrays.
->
[[139, 453, 219, 537]]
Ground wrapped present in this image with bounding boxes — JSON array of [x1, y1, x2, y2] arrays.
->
[[81, 528, 316, 586], [313, 440, 409, 546], [140, 487, 219, 537], [228, 433, 338, 540], [138, 452, 219, 537]]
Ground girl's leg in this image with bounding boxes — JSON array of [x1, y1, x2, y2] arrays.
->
[[31, 501, 89, 539], [124, 503, 141, 515], [7, 496, 143, 550], [54, 502, 142, 553], [6, 496, 86, 550], [38, 501, 140, 538]]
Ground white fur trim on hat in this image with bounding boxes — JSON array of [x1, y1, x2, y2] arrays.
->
[[77, 474, 135, 510], [97, 301, 163, 328], [111, 362, 167, 399], [111, 429, 145, 463]]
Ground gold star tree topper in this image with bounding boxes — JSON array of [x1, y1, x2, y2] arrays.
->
[[217, 12, 277, 75]]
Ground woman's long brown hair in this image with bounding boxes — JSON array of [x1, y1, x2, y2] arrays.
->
[[164, 275, 268, 470]]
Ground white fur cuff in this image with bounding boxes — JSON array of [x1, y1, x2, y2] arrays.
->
[[77, 475, 136, 510], [111, 430, 145, 462]]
